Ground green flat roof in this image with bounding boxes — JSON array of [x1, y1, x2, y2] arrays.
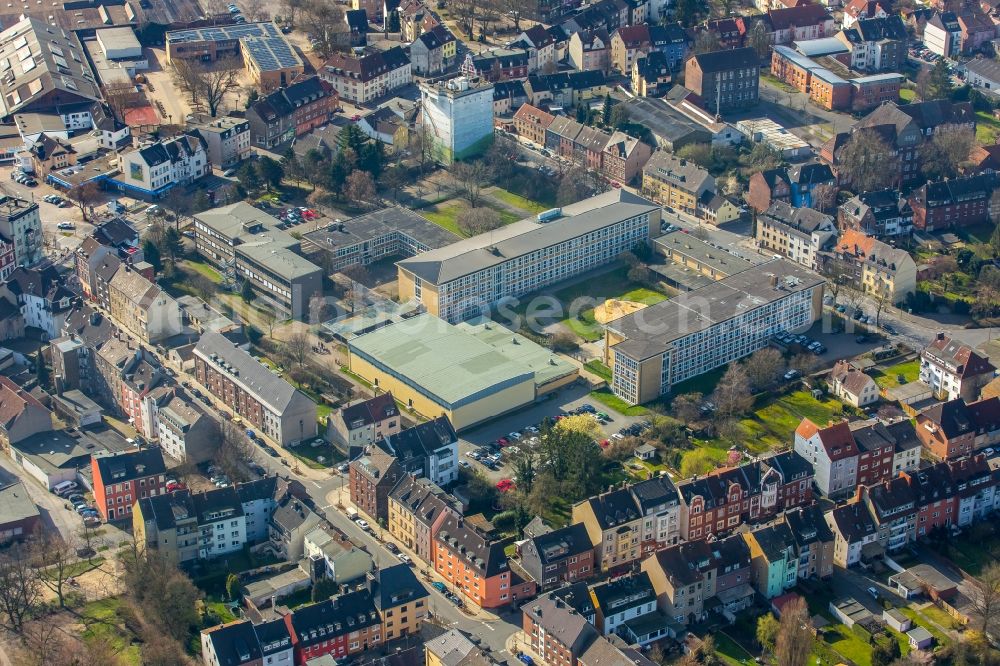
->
[[456, 319, 577, 387], [348, 313, 536, 408]]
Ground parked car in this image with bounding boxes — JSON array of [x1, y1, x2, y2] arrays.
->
[[783, 369, 801, 380], [356, 519, 370, 529], [507, 432, 522, 441], [496, 479, 514, 492], [337, 463, 349, 473], [263, 445, 279, 457], [397, 553, 412, 564], [385, 542, 399, 553], [432, 581, 446, 592]]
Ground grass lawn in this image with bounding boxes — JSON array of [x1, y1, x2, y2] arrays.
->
[[79, 598, 142, 665], [871, 359, 921, 390], [936, 528, 1000, 575], [589, 388, 650, 416], [552, 266, 669, 341], [954, 220, 997, 245], [419, 200, 521, 237], [715, 630, 756, 666], [490, 187, 548, 214], [977, 111, 1000, 144], [289, 441, 343, 470], [899, 87, 916, 102], [42, 557, 105, 580], [823, 624, 876, 666], [183, 259, 223, 283], [900, 607, 953, 644], [761, 73, 798, 93], [666, 366, 727, 398], [584, 360, 612, 382], [204, 598, 238, 624]]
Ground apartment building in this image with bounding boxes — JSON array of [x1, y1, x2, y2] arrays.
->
[[189, 115, 251, 169], [768, 5, 835, 44], [521, 586, 600, 666], [836, 16, 908, 72], [524, 70, 611, 109], [920, 333, 996, 402], [1, 265, 75, 339], [201, 619, 293, 666], [641, 151, 715, 217], [366, 564, 429, 641], [113, 135, 209, 200], [571, 476, 681, 572], [755, 201, 836, 270], [568, 30, 611, 73], [285, 590, 382, 663], [605, 260, 823, 404], [320, 46, 411, 104], [410, 26, 457, 75], [136, 487, 242, 564], [387, 474, 461, 564], [924, 11, 961, 57], [92, 448, 167, 522], [838, 190, 913, 238], [517, 523, 596, 590], [684, 47, 759, 114], [374, 416, 459, 487], [675, 450, 814, 541], [641, 534, 754, 627], [783, 504, 836, 579], [425, 630, 492, 666], [194, 330, 318, 446], [743, 522, 799, 599], [513, 104, 554, 147], [590, 572, 671, 646], [433, 513, 535, 608], [108, 266, 183, 344], [519, 25, 557, 72], [156, 396, 216, 464], [397, 190, 660, 323], [194, 203, 323, 320], [246, 76, 339, 150], [795, 419, 869, 498], [420, 76, 495, 165], [908, 172, 998, 232], [821, 229, 917, 303], [915, 397, 1000, 460], [349, 446, 404, 522], [329, 393, 401, 450], [0, 196, 43, 271], [632, 51, 673, 97]]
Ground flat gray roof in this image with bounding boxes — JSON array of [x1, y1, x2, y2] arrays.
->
[[608, 259, 824, 361], [397, 190, 659, 285], [303, 206, 458, 253], [238, 241, 322, 280], [195, 202, 288, 241], [654, 231, 755, 276], [0, 481, 39, 525]]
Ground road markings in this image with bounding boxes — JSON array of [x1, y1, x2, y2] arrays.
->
[[312, 481, 321, 488]]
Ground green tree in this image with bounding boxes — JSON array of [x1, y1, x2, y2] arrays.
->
[[871, 640, 901, 666], [756, 613, 779, 656], [338, 123, 368, 155], [509, 449, 537, 494], [927, 58, 954, 100], [576, 104, 588, 123], [225, 573, 241, 601], [610, 104, 629, 129], [675, 0, 702, 27], [311, 577, 339, 602], [255, 155, 284, 191], [162, 227, 185, 265], [142, 239, 162, 273], [602, 93, 612, 126], [236, 162, 262, 195], [35, 352, 48, 389], [387, 10, 400, 32]]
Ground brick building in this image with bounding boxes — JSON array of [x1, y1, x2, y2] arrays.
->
[[91, 448, 167, 522]]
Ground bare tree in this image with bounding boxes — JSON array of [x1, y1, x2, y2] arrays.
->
[[345, 170, 377, 205], [915, 67, 932, 101], [279, 0, 304, 25], [838, 130, 899, 192], [215, 419, 252, 483], [0, 543, 41, 634], [67, 182, 101, 223], [790, 352, 820, 376], [872, 285, 892, 327], [920, 123, 976, 180], [775, 596, 813, 666], [743, 348, 786, 391], [692, 30, 722, 54], [102, 81, 136, 123], [286, 330, 312, 367], [169, 58, 242, 118], [451, 161, 490, 207], [410, 124, 435, 174], [33, 534, 77, 609], [747, 20, 771, 60], [457, 207, 503, 236], [672, 392, 704, 424], [970, 562, 1000, 636], [712, 363, 754, 419], [300, 0, 346, 55], [811, 182, 838, 213], [242, 0, 269, 21]]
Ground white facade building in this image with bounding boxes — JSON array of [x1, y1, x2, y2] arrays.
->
[[420, 76, 495, 165], [115, 134, 209, 199]]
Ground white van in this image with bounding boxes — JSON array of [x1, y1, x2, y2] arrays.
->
[[53, 480, 78, 496]]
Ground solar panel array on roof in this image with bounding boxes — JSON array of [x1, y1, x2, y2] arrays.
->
[[243, 36, 301, 71], [167, 22, 281, 44]]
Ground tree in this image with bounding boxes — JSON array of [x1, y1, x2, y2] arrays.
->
[[346, 170, 377, 205], [873, 640, 902, 666], [672, 392, 704, 424], [915, 67, 932, 101], [256, 155, 284, 191], [747, 20, 771, 59], [712, 363, 754, 419], [451, 161, 490, 207], [33, 533, 76, 608], [381, 165, 409, 202], [285, 330, 312, 368], [214, 419, 252, 483], [410, 125, 435, 173], [457, 207, 503, 236], [790, 352, 820, 376], [970, 562, 1000, 637], [312, 577, 339, 602], [811, 182, 838, 213], [35, 351, 48, 389], [610, 104, 629, 129], [693, 30, 722, 55], [775, 597, 813, 666], [237, 161, 262, 194], [103, 80, 135, 123], [676, 143, 714, 170], [602, 93, 613, 126], [509, 448, 538, 494], [142, 239, 163, 273], [838, 130, 899, 192], [0, 543, 41, 633], [550, 331, 579, 353], [675, 0, 702, 27], [162, 226, 185, 266], [756, 613, 779, 657], [226, 573, 241, 601], [68, 182, 101, 223], [920, 123, 975, 180], [241, 278, 255, 303], [387, 9, 400, 31], [169, 58, 242, 117], [926, 58, 954, 101], [743, 347, 785, 391]]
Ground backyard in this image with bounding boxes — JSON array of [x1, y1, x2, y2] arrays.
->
[[976, 111, 1000, 144], [871, 359, 921, 390], [77, 598, 142, 666], [552, 265, 670, 342]]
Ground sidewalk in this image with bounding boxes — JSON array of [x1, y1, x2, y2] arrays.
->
[[506, 630, 544, 665]]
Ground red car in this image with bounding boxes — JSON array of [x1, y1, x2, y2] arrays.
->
[[599, 439, 610, 448], [166, 481, 186, 492], [496, 479, 514, 492], [496, 437, 509, 447]]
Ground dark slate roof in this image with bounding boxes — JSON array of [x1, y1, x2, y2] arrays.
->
[[94, 218, 138, 248], [866, 476, 917, 519], [137, 489, 194, 532], [287, 590, 379, 648], [204, 621, 263, 665], [689, 46, 758, 73], [191, 486, 245, 523], [748, 521, 796, 561], [765, 449, 814, 481], [250, 76, 336, 121], [630, 475, 679, 512], [581, 487, 640, 530], [828, 502, 877, 543], [855, 15, 908, 41], [236, 476, 280, 504], [649, 22, 688, 45], [367, 563, 429, 610], [521, 591, 599, 655], [783, 505, 834, 549], [528, 523, 593, 564], [95, 448, 166, 486], [920, 399, 975, 439], [436, 514, 510, 578], [376, 416, 456, 461], [340, 393, 399, 430], [254, 618, 293, 656], [788, 162, 835, 186], [346, 9, 369, 31], [590, 571, 655, 614]]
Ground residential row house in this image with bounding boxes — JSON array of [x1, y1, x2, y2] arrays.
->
[[92, 448, 167, 523], [108, 264, 183, 344], [245, 76, 339, 150], [743, 506, 835, 599], [829, 359, 880, 408], [387, 473, 462, 565], [768, 5, 835, 44], [609, 22, 689, 74], [571, 475, 681, 573], [754, 201, 836, 271], [919, 333, 996, 402], [320, 46, 412, 104], [329, 392, 401, 451], [640, 150, 716, 218], [537, 115, 651, 184], [908, 172, 999, 232], [675, 450, 814, 542], [838, 190, 913, 238], [836, 15, 908, 72], [820, 229, 917, 303], [631, 51, 673, 97], [590, 571, 673, 646], [521, 583, 599, 666], [410, 25, 457, 76], [112, 134, 209, 200], [516, 522, 596, 591], [915, 396, 1000, 460], [745, 162, 842, 213], [467, 48, 528, 82], [523, 70, 611, 109], [794, 417, 922, 498], [0, 265, 75, 340]]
